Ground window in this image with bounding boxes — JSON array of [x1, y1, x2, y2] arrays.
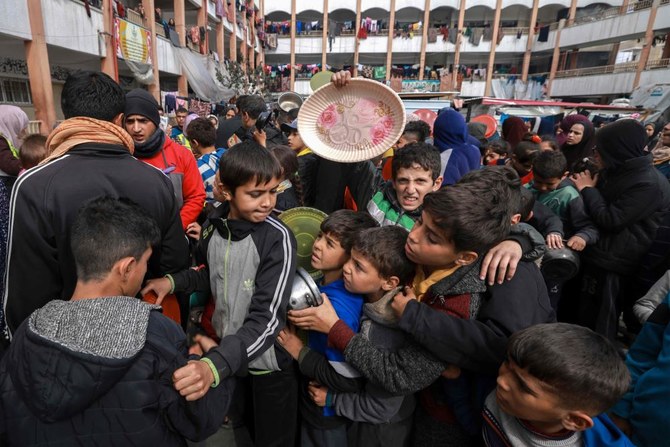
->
[[0, 78, 32, 105]]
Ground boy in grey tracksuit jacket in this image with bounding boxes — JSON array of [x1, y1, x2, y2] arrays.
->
[[169, 202, 298, 446]]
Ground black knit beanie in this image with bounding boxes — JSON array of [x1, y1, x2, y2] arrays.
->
[[125, 88, 160, 128]]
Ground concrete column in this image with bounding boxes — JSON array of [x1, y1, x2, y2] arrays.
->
[[484, 0, 502, 97], [175, 0, 188, 96], [546, 19, 565, 97], [567, 0, 578, 26], [521, 0, 539, 81], [249, 8, 256, 71], [662, 32, 670, 60], [25, 0, 57, 133], [240, 7, 247, 70], [259, 0, 265, 66], [385, 0, 397, 82], [633, 0, 660, 89], [322, 0, 329, 70], [100, 0, 117, 79], [353, 0, 362, 77], [290, 0, 296, 90], [453, 0, 466, 89], [229, 1, 238, 63], [216, 20, 225, 62], [142, 0, 160, 101], [196, 0, 208, 54], [418, 0, 431, 80]]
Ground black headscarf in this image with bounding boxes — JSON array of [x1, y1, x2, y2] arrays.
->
[[646, 121, 665, 150], [560, 118, 595, 172], [596, 119, 647, 169]]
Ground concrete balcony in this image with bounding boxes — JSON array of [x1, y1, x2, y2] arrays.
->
[[548, 59, 670, 97], [0, 0, 30, 40], [41, 0, 105, 57], [534, 0, 670, 52]]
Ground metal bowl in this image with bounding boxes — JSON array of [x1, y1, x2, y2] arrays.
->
[[288, 267, 323, 310], [278, 92, 303, 112], [541, 248, 581, 281]]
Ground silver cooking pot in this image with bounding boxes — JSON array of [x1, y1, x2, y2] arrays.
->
[[541, 248, 580, 281], [278, 92, 303, 112], [288, 267, 323, 310]]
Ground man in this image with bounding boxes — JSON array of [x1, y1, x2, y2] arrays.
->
[[124, 89, 206, 230], [1, 71, 189, 341], [216, 95, 267, 149]]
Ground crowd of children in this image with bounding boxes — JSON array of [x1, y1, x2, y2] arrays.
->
[[0, 69, 669, 446]]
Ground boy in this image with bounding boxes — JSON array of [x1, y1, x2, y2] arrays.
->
[[484, 323, 633, 447], [142, 141, 298, 447], [186, 117, 225, 203], [291, 167, 555, 443], [282, 226, 445, 446], [18, 133, 47, 172], [530, 150, 598, 252], [280, 209, 377, 446], [0, 197, 232, 445], [282, 118, 318, 206], [350, 142, 442, 231]]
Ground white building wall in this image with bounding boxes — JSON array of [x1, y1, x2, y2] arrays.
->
[[330, 0, 357, 13], [42, 0, 105, 56], [296, 0, 323, 14], [0, 0, 30, 40]]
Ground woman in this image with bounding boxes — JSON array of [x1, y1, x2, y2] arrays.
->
[[0, 105, 29, 340], [645, 121, 664, 151], [571, 119, 670, 340], [433, 108, 480, 185], [560, 118, 595, 172], [501, 116, 527, 150]]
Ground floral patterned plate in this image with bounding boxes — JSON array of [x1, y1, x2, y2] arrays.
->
[[298, 78, 406, 162]]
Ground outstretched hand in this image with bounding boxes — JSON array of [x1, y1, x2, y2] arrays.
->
[[288, 293, 339, 333]]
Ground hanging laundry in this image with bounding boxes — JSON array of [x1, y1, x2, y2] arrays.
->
[[482, 26, 493, 41], [449, 28, 459, 44], [428, 28, 438, 43], [357, 26, 368, 40], [373, 66, 386, 79], [469, 28, 483, 46], [440, 26, 449, 42], [517, 29, 522, 39], [266, 33, 277, 50], [538, 25, 549, 42], [496, 27, 505, 45]]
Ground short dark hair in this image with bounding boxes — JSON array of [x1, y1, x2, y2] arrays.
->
[[508, 323, 630, 414], [403, 120, 431, 142], [485, 140, 510, 157], [539, 135, 559, 151], [61, 71, 125, 121], [533, 150, 568, 179], [321, 210, 378, 255], [513, 140, 541, 164], [71, 197, 160, 282], [236, 95, 267, 120], [270, 145, 303, 205], [19, 134, 48, 169], [392, 143, 442, 181], [353, 226, 415, 286], [186, 117, 217, 147], [424, 166, 518, 254], [518, 187, 535, 221], [218, 140, 282, 194], [176, 107, 188, 115]]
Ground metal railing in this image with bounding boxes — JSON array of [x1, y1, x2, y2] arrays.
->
[[126, 9, 145, 27], [531, 58, 669, 80], [566, 0, 655, 28]]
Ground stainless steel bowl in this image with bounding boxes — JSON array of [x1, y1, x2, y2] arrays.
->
[[278, 92, 303, 112], [288, 268, 323, 310]]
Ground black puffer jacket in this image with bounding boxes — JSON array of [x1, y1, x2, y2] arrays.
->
[[582, 121, 670, 275], [0, 297, 234, 446]]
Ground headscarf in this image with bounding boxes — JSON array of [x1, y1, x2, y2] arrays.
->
[[556, 114, 591, 146], [183, 113, 199, 137], [0, 105, 29, 150], [467, 122, 487, 142], [596, 119, 647, 169], [501, 116, 527, 150], [433, 108, 480, 184], [560, 118, 595, 172], [646, 121, 665, 150], [42, 117, 134, 165]]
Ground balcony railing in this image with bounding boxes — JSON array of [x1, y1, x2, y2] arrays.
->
[[533, 58, 670, 79]]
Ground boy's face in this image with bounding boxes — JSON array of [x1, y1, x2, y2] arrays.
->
[[532, 175, 565, 193], [510, 155, 533, 177], [127, 247, 152, 297], [226, 176, 280, 223], [287, 130, 305, 152], [311, 231, 348, 274], [342, 248, 386, 298], [405, 211, 471, 269], [495, 359, 568, 430], [176, 112, 188, 128], [392, 164, 441, 212]]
